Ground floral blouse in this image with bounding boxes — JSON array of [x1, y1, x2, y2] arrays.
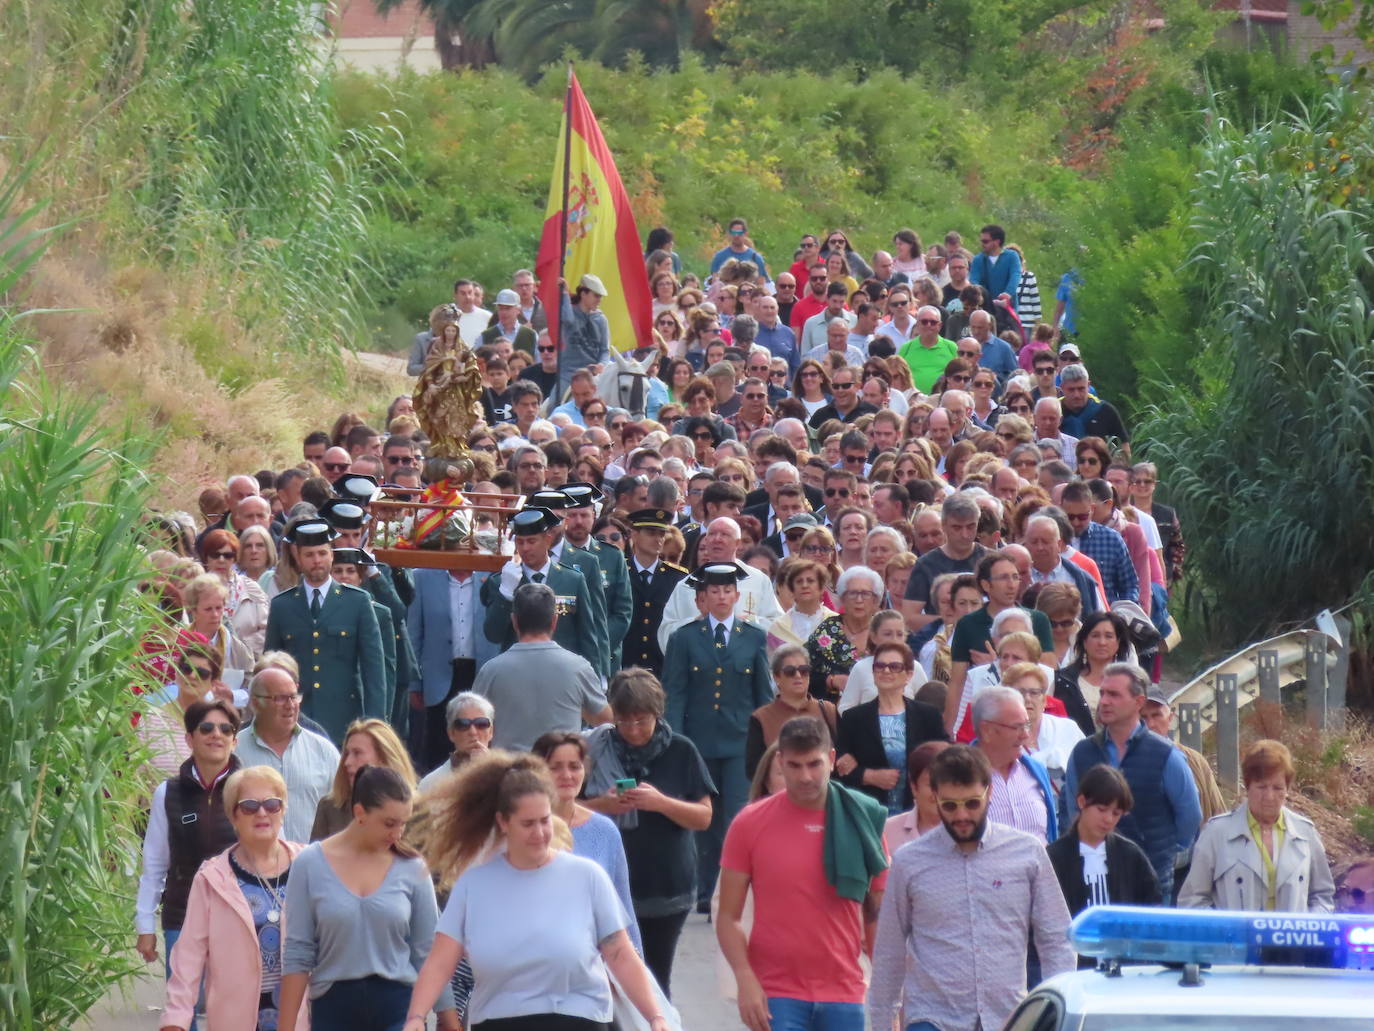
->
[[806, 614, 862, 704]]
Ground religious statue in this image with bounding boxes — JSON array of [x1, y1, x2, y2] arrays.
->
[[413, 306, 483, 458]]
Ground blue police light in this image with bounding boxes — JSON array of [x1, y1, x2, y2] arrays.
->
[[1069, 906, 1374, 971]]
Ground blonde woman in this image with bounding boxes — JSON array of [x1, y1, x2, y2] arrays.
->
[[310, 719, 417, 841]]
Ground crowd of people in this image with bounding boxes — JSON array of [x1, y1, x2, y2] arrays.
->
[[133, 219, 1372, 1031]]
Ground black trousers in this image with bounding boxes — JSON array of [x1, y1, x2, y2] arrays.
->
[[637, 909, 690, 1000], [474, 1017, 610, 1031], [423, 657, 475, 772]]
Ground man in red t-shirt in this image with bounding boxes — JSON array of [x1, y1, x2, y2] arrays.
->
[[788, 261, 831, 333], [718, 716, 888, 1031], [787, 233, 822, 287]]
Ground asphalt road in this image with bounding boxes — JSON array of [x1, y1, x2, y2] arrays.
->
[[85, 912, 741, 1030]]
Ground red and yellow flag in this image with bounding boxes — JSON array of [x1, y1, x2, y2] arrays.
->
[[536, 70, 652, 355]]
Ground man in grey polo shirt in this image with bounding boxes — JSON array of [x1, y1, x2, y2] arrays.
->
[[472, 584, 612, 752], [232, 663, 339, 844]]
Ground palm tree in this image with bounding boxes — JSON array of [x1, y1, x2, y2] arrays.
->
[[374, 0, 497, 69]]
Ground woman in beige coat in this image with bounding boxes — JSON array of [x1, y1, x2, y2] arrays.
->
[[1179, 739, 1334, 912]]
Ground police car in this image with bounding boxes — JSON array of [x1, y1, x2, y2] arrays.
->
[[1003, 906, 1374, 1031]]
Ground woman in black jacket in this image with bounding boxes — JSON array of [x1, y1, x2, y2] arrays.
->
[[835, 641, 947, 813], [1047, 764, 1160, 965]]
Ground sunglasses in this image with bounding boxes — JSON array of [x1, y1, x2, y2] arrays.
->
[[584, 410, 607, 419], [539, 345, 558, 353], [324, 462, 349, 472], [209, 550, 235, 560], [917, 318, 940, 326], [825, 487, 850, 498], [1008, 404, 1032, 414], [692, 432, 715, 441], [196, 721, 235, 736], [770, 370, 787, 378], [889, 299, 908, 307], [784, 530, 808, 541], [950, 374, 971, 384], [1049, 617, 1077, 629], [809, 275, 828, 282], [179, 662, 213, 680], [596, 532, 624, 544], [386, 455, 416, 465], [1035, 367, 1056, 375], [778, 664, 812, 677], [958, 350, 979, 359], [452, 716, 492, 731], [802, 544, 833, 555], [938, 795, 987, 813], [800, 370, 820, 378], [832, 381, 855, 390], [743, 393, 767, 401], [872, 661, 911, 674], [235, 797, 285, 815]]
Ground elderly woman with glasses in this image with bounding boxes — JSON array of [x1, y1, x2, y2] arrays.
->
[[160, 765, 308, 1031], [806, 565, 884, 705], [584, 669, 714, 995], [835, 640, 947, 814]]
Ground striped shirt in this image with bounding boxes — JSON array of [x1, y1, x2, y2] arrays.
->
[[987, 758, 1050, 841], [233, 724, 340, 845], [1017, 267, 1043, 323], [868, 820, 1075, 1031]]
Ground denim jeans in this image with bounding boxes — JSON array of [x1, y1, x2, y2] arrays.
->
[[766, 997, 865, 1031], [163, 929, 201, 1031], [312, 975, 413, 1031]]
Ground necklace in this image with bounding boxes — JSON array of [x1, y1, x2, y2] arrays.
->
[[239, 842, 287, 924]]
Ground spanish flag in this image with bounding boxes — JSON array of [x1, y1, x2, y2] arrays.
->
[[536, 69, 653, 355]]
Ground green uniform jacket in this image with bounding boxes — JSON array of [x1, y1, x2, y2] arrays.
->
[[662, 618, 774, 760], [364, 567, 417, 729], [580, 539, 632, 673], [552, 543, 611, 678], [372, 600, 398, 728], [264, 582, 387, 745], [479, 562, 607, 675]]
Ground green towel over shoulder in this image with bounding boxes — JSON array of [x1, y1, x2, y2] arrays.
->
[[822, 780, 889, 902]]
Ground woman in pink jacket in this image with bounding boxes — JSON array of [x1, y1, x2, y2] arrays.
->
[[161, 765, 309, 1031]]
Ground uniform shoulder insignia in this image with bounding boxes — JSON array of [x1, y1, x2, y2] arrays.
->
[[663, 562, 687, 573], [338, 583, 368, 595]]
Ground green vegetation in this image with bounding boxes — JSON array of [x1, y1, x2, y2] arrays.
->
[[1139, 85, 1374, 649], [0, 174, 158, 1028]]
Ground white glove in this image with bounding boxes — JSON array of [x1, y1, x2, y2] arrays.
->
[[499, 559, 522, 601]]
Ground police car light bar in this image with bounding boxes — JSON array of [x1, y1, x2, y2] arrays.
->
[[1069, 905, 1374, 971]]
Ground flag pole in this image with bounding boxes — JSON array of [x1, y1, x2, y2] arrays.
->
[[556, 62, 574, 395]]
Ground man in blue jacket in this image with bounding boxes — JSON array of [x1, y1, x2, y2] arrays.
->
[[1064, 663, 1202, 899], [970, 224, 1023, 314]]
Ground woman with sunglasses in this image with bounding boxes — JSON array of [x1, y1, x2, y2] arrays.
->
[[835, 640, 947, 814], [160, 766, 309, 1031], [198, 529, 269, 657], [136, 700, 242, 988], [968, 369, 1004, 428], [593, 513, 632, 554], [1075, 436, 1111, 481], [744, 644, 838, 779], [819, 229, 873, 281], [656, 313, 687, 360], [791, 358, 832, 417], [140, 634, 223, 785], [311, 718, 418, 841]]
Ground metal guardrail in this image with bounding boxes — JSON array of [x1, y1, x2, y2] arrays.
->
[[1166, 615, 1348, 792]]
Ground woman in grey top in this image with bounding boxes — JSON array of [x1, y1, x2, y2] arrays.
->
[[557, 275, 612, 396], [404, 752, 668, 1031], [279, 766, 457, 1031]]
